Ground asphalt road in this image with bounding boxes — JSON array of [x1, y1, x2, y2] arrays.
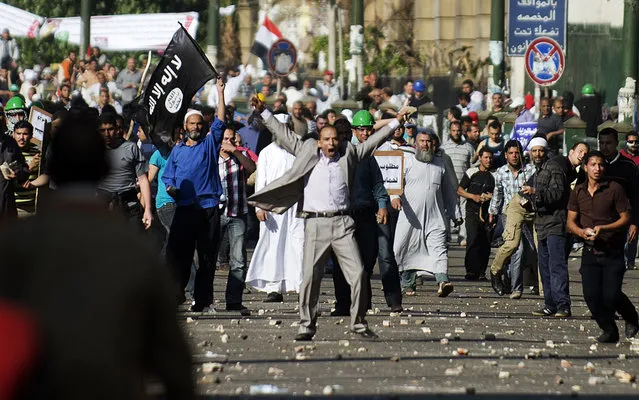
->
[[179, 244, 639, 398]]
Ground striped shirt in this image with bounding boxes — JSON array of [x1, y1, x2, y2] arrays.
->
[[218, 151, 249, 217], [441, 139, 474, 182], [488, 162, 537, 215], [14, 143, 40, 213]]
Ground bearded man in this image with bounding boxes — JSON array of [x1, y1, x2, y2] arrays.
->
[[162, 78, 227, 313], [391, 130, 461, 297]]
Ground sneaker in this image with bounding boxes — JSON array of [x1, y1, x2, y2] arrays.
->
[[464, 272, 479, 281], [555, 309, 572, 318], [263, 292, 284, 303], [531, 307, 555, 317], [437, 282, 454, 297], [509, 291, 522, 299], [627, 263, 638, 270], [190, 304, 217, 314], [530, 286, 540, 296]]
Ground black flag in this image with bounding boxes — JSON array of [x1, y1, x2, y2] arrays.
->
[[137, 24, 216, 156]]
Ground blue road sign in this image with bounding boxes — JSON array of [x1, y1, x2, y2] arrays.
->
[[507, 0, 567, 56]]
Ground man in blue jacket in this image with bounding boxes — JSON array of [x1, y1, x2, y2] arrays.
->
[[163, 78, 229, 313]]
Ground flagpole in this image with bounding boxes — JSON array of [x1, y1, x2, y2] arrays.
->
[[125, 51, 153, 141]]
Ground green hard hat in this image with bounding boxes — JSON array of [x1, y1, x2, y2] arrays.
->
[[352, 110, 374, 127], [582, 83, 595, 95], [9, 84, 19, 92], [4, 96, 26, 112]]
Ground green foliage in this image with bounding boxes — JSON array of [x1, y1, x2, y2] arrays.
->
[[363, 26, 408, 76], [14, 35, 77, 68]]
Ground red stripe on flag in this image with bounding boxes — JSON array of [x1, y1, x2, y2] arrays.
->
[[263, 16, 282, 39]]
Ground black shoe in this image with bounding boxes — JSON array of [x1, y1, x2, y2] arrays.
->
[[390, 304, 404, 313], [490, 272, 505, 296], [626, 321, 639, 339], [596, 331, 620, 343], [263, 292, 283, 303], [330, 309, 350, 317], [226, 303, 251, 316], [190, 304, 206, 312], [531, 307, 555, 317], [353, 328, 378, 340], [464, 272, 479, 281], [294, 332, 314, 341], [555, 309, 572, 318]]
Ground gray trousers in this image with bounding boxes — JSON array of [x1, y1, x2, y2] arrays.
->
[[298, 215, 368, 335]]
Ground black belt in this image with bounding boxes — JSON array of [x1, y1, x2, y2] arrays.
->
[[297, 210, 350, 219]]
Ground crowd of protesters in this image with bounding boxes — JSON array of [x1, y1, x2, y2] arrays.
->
[[1, 26, 638, 397]]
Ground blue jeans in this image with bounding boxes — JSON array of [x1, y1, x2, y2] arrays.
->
[[504, 219, 536, 293], [220, 214, 248, 305], [537, 234, 571, 312], [334, 208, 402, 310], [401, 270, 448, 290]]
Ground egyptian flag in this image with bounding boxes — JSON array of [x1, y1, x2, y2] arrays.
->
[[250, 16, 282, 68], [128, 24, 217, 157]]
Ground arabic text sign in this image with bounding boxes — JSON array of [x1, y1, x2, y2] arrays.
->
[[510, 122, 538, 151], [28, 106, 51, 146], [507, 0, 566, 56], [374, 150, 404, 195]]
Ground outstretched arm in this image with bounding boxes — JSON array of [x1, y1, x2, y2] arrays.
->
[[250, 94, 303, 156]]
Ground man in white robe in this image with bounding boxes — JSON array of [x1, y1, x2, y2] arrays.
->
[[246, 137, 304, 302], [391, 131, 461, 297]]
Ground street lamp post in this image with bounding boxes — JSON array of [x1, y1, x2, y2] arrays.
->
[[80, 0, 92, 59], [207, 0, 220, 66]]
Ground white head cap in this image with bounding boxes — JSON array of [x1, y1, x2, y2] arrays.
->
[[528, 137, 548, 149], [184, 109, 204, 124]]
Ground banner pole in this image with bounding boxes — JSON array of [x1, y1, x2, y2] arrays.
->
[[125, 51, 153, 141]]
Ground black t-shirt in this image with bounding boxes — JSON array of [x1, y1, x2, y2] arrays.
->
[[459, 168, 495, 214]]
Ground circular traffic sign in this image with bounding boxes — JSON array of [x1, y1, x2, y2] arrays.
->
[[524, 37, 565, 87], [268, 39, 297, 77]]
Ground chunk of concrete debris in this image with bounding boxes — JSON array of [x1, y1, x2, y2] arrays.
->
[[400, 319, 409, 325], [295, 353, 310, 361], [267, 366, 284, 376], [269, 320, 282, 326], [390, 355, 401, 362], [382, 320, 392, 327], [421, 327, 431, 334], [454, 348, 469, 356], [220, 333, 229, 344], [588, 376, 604, 386], [614, 370, 635, 383], [555, 376, 564, 385], [498, 371, 510, 379], [440, 338, 449, 345], [186, 317, 195, 324], [338, 340, 350, 347], [584, 362, 595, 373], [455, 328, 464, 334], [322, 385, 334, 395], [357, 347, 367, 353], [445, 365, 464, 376], [202, 362, 224, 374], [560, 360, 572, 369], [545, 340, 555, 349]]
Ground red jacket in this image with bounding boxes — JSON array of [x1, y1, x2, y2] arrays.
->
[[620, 149, 639, 166]]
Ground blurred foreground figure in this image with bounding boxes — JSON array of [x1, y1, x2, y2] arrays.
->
[[0, 111, 194, 399]]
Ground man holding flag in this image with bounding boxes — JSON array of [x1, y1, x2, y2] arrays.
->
[[136, 24, 235, 313], [163, 78, 230, 313]]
